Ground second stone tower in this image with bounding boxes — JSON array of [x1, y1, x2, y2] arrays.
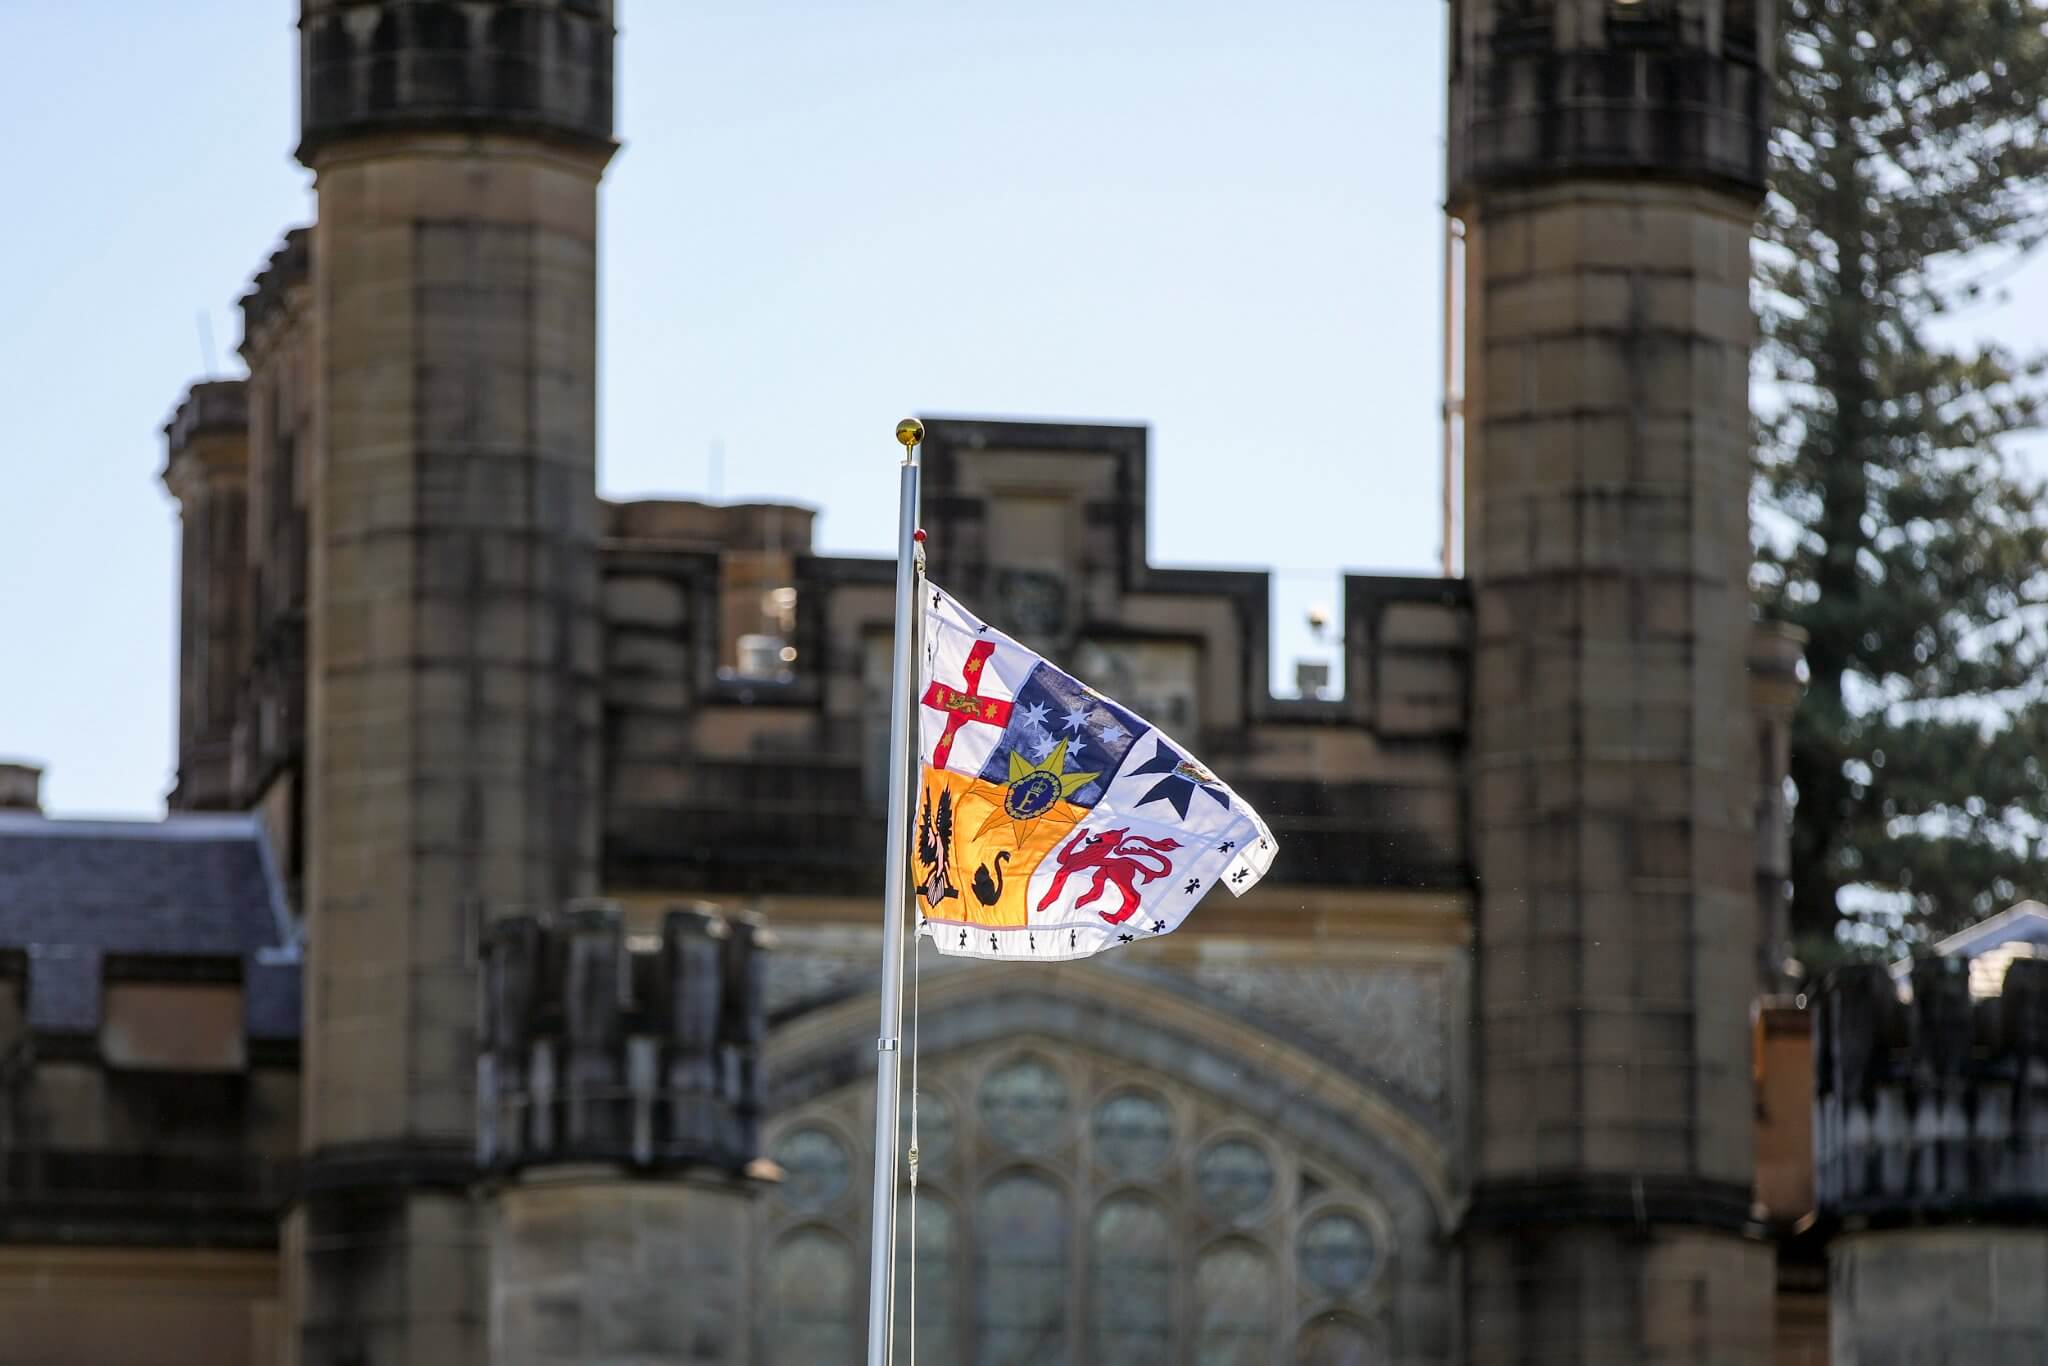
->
[[1452, 0, 1775, 1360], [291, 4, 614, 1361]]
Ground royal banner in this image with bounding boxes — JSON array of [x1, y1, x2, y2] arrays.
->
[[914, 582, 1276, 960]]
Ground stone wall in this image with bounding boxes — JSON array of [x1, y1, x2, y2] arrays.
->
[[598, 419, 1476, 906]]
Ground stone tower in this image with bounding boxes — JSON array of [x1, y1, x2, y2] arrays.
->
[[1450, 1, 1775, 1360], [292, 3, 613, 1361], [162, 380, 252, 812]]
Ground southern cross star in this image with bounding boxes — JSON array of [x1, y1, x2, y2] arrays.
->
[[1062, 706, 1090, 733], [1131, 737, 1231, 820], [1020, 701, 1052, 731], [1098, 721, 1128, 745]]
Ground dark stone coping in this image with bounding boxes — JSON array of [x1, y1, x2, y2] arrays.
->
[[1463, 1174, 1762, 1237], [294, 1139, 765, 1202], [1808, 1200, 2048, 1235], [298, 1138, 477, 1196], [0, 1147, 290, 1249]]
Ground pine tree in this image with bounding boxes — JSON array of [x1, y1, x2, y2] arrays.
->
[[1756, 0, 2048, 952]]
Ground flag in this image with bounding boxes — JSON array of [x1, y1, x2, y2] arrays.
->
[[912, 582, 1276, 960]]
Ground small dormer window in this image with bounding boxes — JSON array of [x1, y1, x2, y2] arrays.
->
[[98, 955, 245, 1073]]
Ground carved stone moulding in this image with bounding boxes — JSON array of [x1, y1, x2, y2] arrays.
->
[[477, 898, 770, 1175], [1816, 957, 2048, 1221]]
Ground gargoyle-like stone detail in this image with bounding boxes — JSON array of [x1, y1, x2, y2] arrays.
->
[[478, 900, 770, 1172], [1816, 956, 2048, 1217]]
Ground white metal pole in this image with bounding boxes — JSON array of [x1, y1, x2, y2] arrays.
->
[[864, 418, 924, 1366]]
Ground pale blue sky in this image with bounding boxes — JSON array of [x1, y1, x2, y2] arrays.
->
[[2, 1, 1456, 817]]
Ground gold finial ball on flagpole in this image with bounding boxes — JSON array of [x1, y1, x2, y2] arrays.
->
[[895, 417, 925, 449]]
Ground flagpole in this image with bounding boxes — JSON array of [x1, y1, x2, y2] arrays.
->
[[865, 416, 925, 1366]]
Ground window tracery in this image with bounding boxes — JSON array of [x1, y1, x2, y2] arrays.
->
[[1089, 1193, 1172, 1362], [758, 1040, 1402, 1362], [1196, 1238, 1274, 1364], [769, 1226, 858, 1364], [977, 1171, 1070, 1363]]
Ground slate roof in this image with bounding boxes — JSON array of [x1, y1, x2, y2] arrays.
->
[[0, 811, 299, 1040]]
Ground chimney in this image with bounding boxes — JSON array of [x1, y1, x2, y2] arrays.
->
[[0, 762, 44, 812]]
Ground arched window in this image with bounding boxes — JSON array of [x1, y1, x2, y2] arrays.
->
[[1089, 1193, 1172, 1363], [981, 1054, 1070, 1153], [1299, 1210, 1379, 1296], [1092, 1088, 1173, 1176], [1196, 1136, 1276, 1220], [758, 1045, 1413, 1359], [1196, 1239, 1274, 1366], [774, 1125, 851, 1212], [769, 1227, 857, 1365], [1297, 1313, 1383, 1364], [975, 1172, 1069, 1364], [896, 1194, 960, 1362]]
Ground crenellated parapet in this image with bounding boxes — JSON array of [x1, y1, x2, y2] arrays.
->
[[478, 901, 770, 1174], [1816, 957, 2048, 1220], [1448, 0, 1770, 198], [298, 0, 615, 165]]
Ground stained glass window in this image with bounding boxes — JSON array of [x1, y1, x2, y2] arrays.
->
[[1196, 1239, 1273, 1365], [1296, 1314, 1381, 1364], [774, 1125, 850, 1211], [975, 1173, 1070, 1364], [761, 1055, 1402, 1360], [770, 1228, 857, 1365], [1299, 1211, 1378, 1294], [895, 1195, 960, 1362], [980, 1055, 1070, 1153], [1196, 1137, 1275, 1219], [1089, 1194, 1173, 1363], [1092, 1089, 1174, 1176]]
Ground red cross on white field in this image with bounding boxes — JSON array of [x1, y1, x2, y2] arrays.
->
[[921, 639, 1014, 769]]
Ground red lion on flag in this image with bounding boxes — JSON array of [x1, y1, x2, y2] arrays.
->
[[1036, 827, 1182, 925]]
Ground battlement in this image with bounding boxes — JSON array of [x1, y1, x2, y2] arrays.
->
[[1448, 0, 1769, 198], [237, 228, 310, 353], [162, 380, 248, 462], [477, 902, 770, 1174], [298, 0, 615, 164], [1815, 957, 2048, 1220]]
